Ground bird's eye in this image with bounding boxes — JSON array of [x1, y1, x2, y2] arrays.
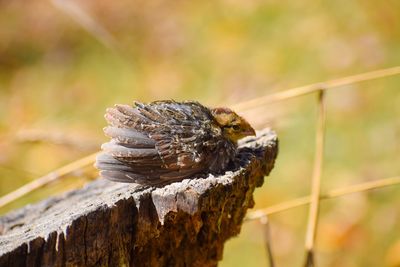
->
[[232, 125, 240, 131]]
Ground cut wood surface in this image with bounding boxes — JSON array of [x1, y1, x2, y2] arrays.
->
[[0, 129, 278, 267]]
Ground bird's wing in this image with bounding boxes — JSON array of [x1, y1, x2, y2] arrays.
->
[[142, 101, 221, 169], [96, 101, 220, 184]]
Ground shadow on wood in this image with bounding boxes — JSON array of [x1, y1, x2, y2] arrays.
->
[[0, 129, 278, 267]]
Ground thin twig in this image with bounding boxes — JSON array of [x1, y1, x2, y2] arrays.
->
[[15, 129, 99, 151], [245, 176, 400, 221], [232, 66, 400, 111], [0, 152, 97, 209], [304, 90, 326, 266], [260, 215, 275, 267], [51, 0, 121, 54]]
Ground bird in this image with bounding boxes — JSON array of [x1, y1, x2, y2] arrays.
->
[[95, 100, 256, 185]]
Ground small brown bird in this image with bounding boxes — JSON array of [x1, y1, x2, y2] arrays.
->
[[95, 100, 255, 185]]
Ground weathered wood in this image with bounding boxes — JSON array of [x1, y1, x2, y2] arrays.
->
[[0, 129, 278, 267]]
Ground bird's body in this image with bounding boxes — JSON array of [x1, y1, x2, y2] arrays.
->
[[95, 100, 255, 185]]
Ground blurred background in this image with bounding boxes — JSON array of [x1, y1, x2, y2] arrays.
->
[[0, 0, 399, 266]]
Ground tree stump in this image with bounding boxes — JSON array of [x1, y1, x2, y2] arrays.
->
[[0, 129, 278, 267]]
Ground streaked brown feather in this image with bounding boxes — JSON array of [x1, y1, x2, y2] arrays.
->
[[95, 100, 243, 185]]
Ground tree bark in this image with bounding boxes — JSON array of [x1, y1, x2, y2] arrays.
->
[[0, 129, 278, 267]]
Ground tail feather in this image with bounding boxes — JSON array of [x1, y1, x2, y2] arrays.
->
[[104, 126, 156, 148], [101, 141, 158, 158]]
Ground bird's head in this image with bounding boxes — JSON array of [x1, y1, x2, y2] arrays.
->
[[211, 107, 256, 143]]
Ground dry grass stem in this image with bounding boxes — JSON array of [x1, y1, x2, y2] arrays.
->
[[245, 176, 400, 221], [0, 152, 98, 209], [260, 216, 276, 267], [51, 0, 120, 54], [15, 129, 99, 151], [233, 66, 400, 111], [303, 90, 326, 266]]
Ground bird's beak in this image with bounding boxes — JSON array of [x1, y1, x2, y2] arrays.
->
[[242, 127, 256, 137]]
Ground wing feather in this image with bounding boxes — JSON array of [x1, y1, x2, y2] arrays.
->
[[96, 100, 235, 184]]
